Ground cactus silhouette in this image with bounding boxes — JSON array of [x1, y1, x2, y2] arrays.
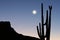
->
[[37, 3, 52, 40]]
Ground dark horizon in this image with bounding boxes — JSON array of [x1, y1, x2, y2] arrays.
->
[[0, 21, 40, 40]]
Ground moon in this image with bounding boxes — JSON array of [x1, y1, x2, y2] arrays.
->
[[32, 10, 37, 15]]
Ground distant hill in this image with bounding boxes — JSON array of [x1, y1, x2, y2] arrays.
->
[[0, 21, 40, 40]]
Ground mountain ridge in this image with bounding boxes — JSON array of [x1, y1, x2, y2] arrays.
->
[[0, 21, 40, 40]]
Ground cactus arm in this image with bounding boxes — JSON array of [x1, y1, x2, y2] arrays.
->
[[45, 10, 49, 37], [39, 23, 42, 36], [37, 26, 41, 38], [48, 6, 52, 40]]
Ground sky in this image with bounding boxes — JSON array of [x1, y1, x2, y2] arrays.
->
[[0, 0, 60, 40]]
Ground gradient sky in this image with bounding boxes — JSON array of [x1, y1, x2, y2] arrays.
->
[[0, 0, 60, 40]]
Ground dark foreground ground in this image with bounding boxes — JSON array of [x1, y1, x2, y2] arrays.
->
[[0, 21, 40, 40]]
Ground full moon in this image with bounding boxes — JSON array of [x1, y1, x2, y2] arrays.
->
[[32, 10, 37, 15]]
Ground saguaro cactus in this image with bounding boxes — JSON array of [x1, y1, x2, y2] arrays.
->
[[37, 3, 52, 40]]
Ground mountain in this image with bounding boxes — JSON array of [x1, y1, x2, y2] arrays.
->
[[0, 21, 40, 40]]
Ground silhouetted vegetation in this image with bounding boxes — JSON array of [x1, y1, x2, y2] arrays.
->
[[37, 3, 52, 40]]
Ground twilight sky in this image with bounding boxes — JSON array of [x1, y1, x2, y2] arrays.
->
[[0, 0, 60, 40]]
